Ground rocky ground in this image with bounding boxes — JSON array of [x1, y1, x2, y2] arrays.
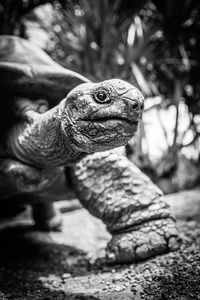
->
[[0, 190, 200, 300]]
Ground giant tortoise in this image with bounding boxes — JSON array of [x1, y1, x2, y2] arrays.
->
[[0, 35, 179, 263]]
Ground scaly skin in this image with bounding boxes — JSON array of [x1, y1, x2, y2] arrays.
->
[[1, 79, 145, 233], [71, 150, 180, 263], [0, 74, 180, 261], [5, 79, 144, 168]]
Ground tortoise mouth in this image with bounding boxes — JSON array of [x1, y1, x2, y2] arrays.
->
[[78, 116, 138, 125]]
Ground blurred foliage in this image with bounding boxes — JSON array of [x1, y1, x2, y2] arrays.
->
[[1, 0, 200, 192]]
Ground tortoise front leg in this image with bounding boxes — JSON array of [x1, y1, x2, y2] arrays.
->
[[71, 150, 180, 263]]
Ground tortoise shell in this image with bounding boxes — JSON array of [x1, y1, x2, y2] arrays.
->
[[0, 35, 89, 105]]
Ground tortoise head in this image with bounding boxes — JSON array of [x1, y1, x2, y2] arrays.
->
[[59, 79, 144, 153]]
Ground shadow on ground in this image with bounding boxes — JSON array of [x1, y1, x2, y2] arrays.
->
[[0, 225, 89, 299], [0, 191, 200, 300]]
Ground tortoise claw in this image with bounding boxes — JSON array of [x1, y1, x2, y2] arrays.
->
[[106, 218, 180, 264]]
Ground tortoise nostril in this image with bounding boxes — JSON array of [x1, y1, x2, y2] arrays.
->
[[141, 103, 144, 110], [132, 103, 138, 110]]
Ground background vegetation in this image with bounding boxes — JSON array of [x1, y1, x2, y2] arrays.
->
[[1, 0, 200, 193]]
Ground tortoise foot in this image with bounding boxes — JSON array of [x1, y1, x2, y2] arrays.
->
[[32, 202, 62, 232], [106, 218, 180, 264]]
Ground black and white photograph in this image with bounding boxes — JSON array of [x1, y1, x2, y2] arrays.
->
[[0, 0, 200, 299]]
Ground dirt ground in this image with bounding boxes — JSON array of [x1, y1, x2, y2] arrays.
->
[[0, 190, 200, 300]]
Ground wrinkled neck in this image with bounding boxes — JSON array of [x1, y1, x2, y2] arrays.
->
[[7, 106, 86, 168]]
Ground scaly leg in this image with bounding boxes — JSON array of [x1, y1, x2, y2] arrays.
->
[[71, 150, 180, 263]]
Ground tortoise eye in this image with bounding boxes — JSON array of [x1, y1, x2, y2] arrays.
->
[[94, 91, 110, 104]]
